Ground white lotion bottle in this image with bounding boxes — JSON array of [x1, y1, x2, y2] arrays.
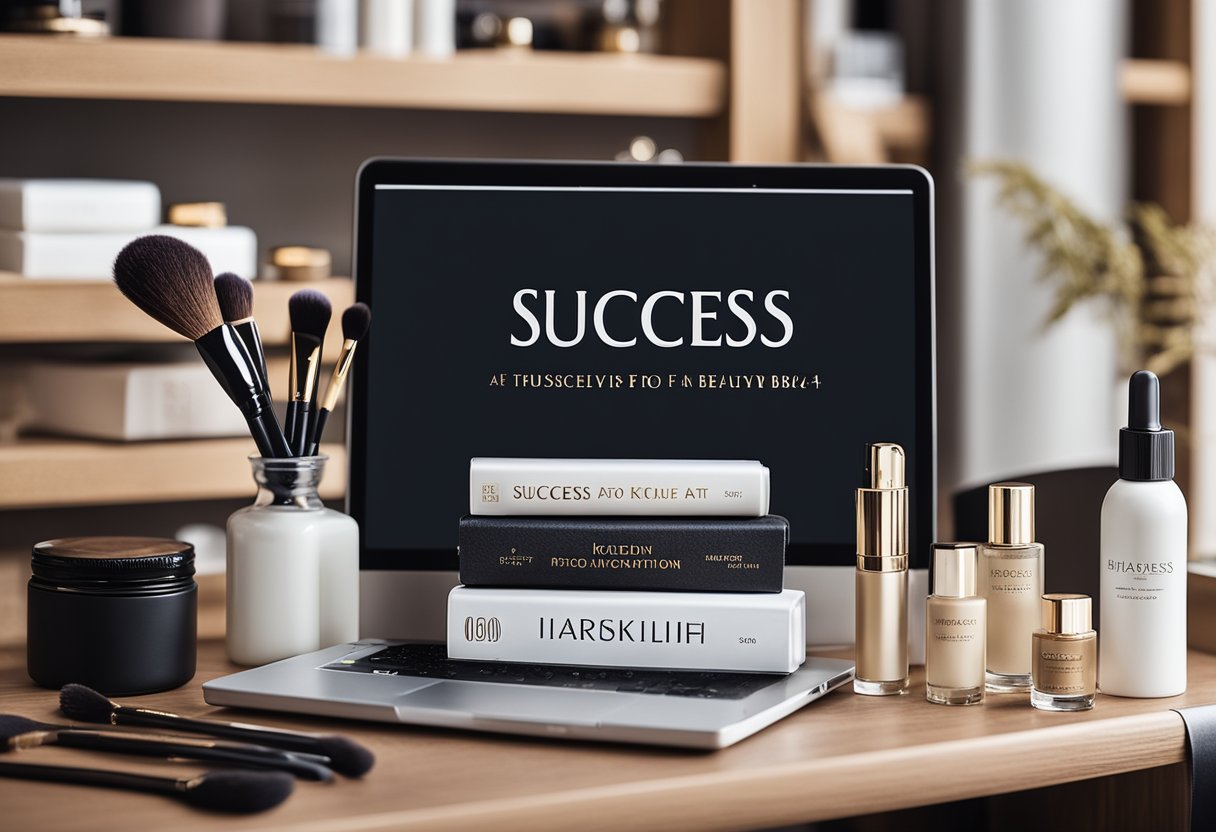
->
[[227, 456, 359, 666], [1099, 370, 1188, 697]]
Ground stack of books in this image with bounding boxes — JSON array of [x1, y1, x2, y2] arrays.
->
[[0, 179, 256, 278], [446, 458, 806, 673]]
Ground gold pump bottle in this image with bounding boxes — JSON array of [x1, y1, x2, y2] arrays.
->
[[979, 483, 1045, 692], [854, 442, 909, 696]]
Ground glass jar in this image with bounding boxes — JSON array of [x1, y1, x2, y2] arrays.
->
[[226, 455, 359, 667]]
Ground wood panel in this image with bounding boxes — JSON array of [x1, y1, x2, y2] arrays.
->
[[728, 0, 803, 162], [0, 35, 726, 117], [0, 275, 354, 355], [0, 637, 1211, 831], [1122, 58, 1192, 105], [0, 438, 345, 509]]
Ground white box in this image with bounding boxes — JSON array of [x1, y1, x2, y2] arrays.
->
[[0, 179, 160, 233], [0, 225, 257, 279], [24, 361, 249, 441]]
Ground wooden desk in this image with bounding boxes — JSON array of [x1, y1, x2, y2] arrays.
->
[[0, 638, 1207, 831]]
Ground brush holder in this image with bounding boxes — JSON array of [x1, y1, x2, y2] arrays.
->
[[27, 537, 197, 695], [226, 455, 359, 666]]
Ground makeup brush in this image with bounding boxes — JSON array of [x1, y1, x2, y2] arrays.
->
[[306, 302, 371, 455], [0, 760, 293, 813], [214, 272, 271, 394], [113, 236, 291, 458], [0, 715, 333, 782], [60, 684, 374, 777], [285, 289, 332, 456]]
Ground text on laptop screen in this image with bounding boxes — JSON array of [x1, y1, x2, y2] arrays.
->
[[360, 184, 924, 567]]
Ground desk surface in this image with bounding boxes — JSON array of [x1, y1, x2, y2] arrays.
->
[[0, 639, 1209, 831]]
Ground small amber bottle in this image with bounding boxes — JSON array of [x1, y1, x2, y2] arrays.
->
[[1031, 594, 1097, 712]]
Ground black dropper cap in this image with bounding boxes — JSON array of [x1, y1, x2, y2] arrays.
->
[[1119, 370, 1175, 481]]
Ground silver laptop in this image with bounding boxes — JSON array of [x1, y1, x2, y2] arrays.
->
[[202, 641, 853, 750]]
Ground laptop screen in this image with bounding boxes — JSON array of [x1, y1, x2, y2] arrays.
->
[[351, 162, 934, 571]]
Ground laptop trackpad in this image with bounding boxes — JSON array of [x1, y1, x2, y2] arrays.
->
[[398, 681, 624, 727]]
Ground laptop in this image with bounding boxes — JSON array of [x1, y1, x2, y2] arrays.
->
[[204, 159, 935, 748], [203, 642, 854, 749]]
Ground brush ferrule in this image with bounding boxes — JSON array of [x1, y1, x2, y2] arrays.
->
[[320, 339, 358, 412], [12, 731, 52, 750], [289, 333, 322, 403], [195, 325, 265, 412]]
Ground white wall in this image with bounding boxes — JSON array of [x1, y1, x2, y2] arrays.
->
[[940, 0, 1127, 502], [1192, 0, 1216, 558]]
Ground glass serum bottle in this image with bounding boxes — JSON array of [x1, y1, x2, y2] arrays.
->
[[1032, 594, 1097, 711], [925, 543, 987, 705], [979, 483, 1044, 692]]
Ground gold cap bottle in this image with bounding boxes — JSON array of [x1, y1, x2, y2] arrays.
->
[[989, 482, 1035, 545], [854, 442, 910, 695], [1032, 594, 1096, 711], [932, 542, 980, 598], [980, 482, 1044, 692], [925, 543, 986, 705]]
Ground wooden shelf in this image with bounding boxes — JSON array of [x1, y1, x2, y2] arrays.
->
[[1122, 58, 1191, 105], [0, 35, 726, 117], [0, 275, 354, 353], [0, 437, 345, 509]]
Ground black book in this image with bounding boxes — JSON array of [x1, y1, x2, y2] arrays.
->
[[457, 515, 787, 592]]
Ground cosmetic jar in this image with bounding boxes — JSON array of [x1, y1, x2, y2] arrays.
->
[[1031, 594, 1097, 712], [27, 537, 197, 695]]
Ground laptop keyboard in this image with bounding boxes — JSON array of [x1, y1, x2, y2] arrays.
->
[[324, 643, 783, 701]]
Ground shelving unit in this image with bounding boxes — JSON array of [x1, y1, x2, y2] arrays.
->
[[0, 1, 798, 519], [0, 34, 726, 117], [0, 437, 345, 510], [0, 274, 354, 354]]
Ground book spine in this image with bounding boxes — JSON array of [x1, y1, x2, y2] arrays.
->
[[446, 587, 806, 673], [458, 516, 786, 592], [469, 458, 769, 516]]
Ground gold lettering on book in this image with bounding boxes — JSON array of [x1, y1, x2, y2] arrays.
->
[[551, 557, 681, 570]]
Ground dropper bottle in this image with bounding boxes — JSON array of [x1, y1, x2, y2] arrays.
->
[[1099, 370, 1188, 697], [854, 442, 909, 695]]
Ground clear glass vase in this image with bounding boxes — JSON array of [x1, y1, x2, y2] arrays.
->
[[226, 455, 359, 667]]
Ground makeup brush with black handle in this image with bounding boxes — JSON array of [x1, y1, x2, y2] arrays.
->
[[113, 236, 291, 458], [214, 272, 271, 394], [0, 759, 293, 813], [0, 715, 333, 781], [285, 289, 332, 456], [306, 302, 371, 456], [61, 684, 374, 777]]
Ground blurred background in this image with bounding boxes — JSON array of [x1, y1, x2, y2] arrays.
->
[[0, 0, 1211, 633]]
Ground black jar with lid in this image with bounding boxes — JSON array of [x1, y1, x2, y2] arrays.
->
[[27, 537, 197, 695]]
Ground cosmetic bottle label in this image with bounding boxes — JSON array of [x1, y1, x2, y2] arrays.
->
[[1033, 636, 1096, 695], [980, 546, 1043, 675]]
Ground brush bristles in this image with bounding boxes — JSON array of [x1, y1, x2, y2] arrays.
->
[[59, 684, 117, 724], [114, 235, 222, 341], [340, 303, 371, 342], [314, 736, 375, 777], [184, 770, 294, 813], [0, 715, 44, 743], [214, 272, 254, 322], [288, 290, 332, 340]]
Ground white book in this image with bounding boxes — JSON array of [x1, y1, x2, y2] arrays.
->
[[469, 457, 770, 516], [0, 179, 160, 233], [0, 225, 257, 279], [24, 361, 248, 441], [447, 586, 806, 673]]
